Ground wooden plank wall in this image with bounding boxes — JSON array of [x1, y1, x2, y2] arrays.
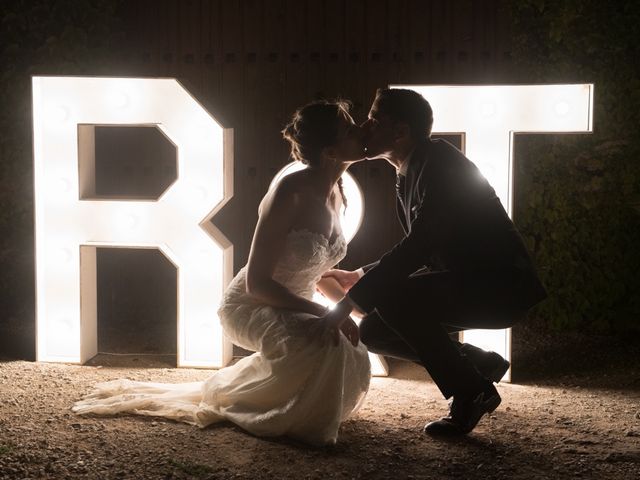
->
[[117, 0, 513, 273]]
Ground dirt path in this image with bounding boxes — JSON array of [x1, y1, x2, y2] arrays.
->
[[1, 352, 639, 480]]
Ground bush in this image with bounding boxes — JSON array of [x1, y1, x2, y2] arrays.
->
[[508, 0, 640, 332]]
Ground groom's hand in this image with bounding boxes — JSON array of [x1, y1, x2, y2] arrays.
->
[[321, 269, 360, 292]]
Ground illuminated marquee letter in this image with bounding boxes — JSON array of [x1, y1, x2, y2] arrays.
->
[[32, 77, 233, 367], [392, 84, 594, 381]]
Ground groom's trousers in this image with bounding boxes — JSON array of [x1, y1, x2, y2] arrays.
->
[[358, 267, 528, 398]]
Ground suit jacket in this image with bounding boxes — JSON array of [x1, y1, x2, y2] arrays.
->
[[349, 138, 547, 313]]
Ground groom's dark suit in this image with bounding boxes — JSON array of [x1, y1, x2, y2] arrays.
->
[[348, 138, 547, 398]]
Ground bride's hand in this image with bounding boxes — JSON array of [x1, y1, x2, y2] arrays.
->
[[320, 299, 357, 346], [321, 269, 360, 292], [325, 313, 359, 347], [339, 317, 360, 347]]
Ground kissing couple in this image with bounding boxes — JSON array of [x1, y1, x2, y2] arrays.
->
[[73, 88, 546, 446]]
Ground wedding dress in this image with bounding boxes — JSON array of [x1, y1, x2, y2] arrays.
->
[[72, 229, 371, 446]]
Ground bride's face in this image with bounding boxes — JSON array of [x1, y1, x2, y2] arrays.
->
[[331, 111, 367, 164]]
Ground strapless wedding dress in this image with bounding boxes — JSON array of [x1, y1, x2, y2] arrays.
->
[[72, 229, 371, 446]]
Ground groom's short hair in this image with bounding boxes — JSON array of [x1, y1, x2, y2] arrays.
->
[[373, 88, 433, 139]]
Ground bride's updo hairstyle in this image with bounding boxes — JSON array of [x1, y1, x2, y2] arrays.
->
[[282, 100, 351, 208]]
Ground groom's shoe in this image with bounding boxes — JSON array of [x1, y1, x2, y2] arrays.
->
[[458, 343, 510, 383], [476, 351, 510, 384], [424, 382, 501, 436]]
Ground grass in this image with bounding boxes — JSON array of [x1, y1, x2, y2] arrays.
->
[[0, 443, 15, 456]]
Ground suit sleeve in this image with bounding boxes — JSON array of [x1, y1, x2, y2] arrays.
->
[[347, 172, 451, 313]]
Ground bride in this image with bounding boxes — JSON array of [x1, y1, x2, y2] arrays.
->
[[72, 100, 371, 446]]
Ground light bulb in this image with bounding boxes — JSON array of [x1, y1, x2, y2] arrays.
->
[[109, 90, 130, 109], [481, 102, 496, 117], [47, 105, 69, 124], [554, 101, 570, 116]]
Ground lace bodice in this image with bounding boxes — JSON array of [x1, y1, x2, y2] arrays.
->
[[273, 229, 347, 297], [223, 229, 347, 304]]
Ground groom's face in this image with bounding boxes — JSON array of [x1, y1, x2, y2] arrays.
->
[[361, 103, 396, 160]]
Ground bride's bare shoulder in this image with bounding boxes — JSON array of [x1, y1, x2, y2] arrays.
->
[[277, 168, 314, 191], [258, 169, 311, 215]]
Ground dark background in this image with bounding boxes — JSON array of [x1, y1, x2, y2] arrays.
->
[[1, 0, 639, 365]]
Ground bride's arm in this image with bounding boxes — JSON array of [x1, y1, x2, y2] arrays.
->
[[315, 276, 365, 319], [315, 276, 345, 304], [245, 178, 328, 317]]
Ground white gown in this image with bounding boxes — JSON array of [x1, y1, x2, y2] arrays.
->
[[72, 229, 371, 446]]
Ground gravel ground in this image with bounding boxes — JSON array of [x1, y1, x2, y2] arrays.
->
[[1, 331, 639, 480]]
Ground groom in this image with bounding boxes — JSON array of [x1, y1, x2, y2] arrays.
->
[[323, 88, 547, 435]]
